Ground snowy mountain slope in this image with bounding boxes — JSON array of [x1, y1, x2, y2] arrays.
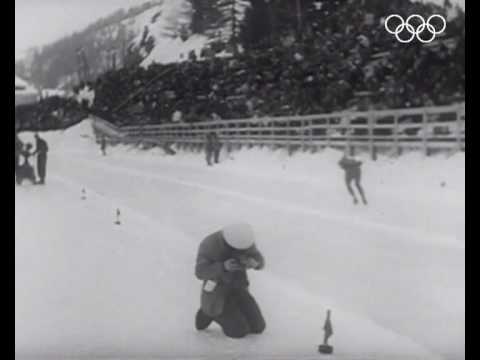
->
[[77, 0, 205, 67], [128, 0, 252, 66], [15, 122, 464, 359], [121, 0, 209, 66], [17, 0, 252, 87]]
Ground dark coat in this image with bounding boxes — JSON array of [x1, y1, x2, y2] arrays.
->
[[35, 137, 49, 157], [206, 133, 222, 152], [195, 231, 265, 317], [15, 137, 23, 166], [339, 156, 362, 178]]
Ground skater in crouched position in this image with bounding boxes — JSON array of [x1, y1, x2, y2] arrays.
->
[[195, 223, 266, 338], [339, 153, 368, 205]]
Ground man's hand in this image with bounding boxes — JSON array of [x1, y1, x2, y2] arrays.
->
[[224, 258, 244, 272], [240, 257, 260, 270]]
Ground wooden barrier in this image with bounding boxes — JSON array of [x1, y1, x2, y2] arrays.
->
[[94, 104, 466, 159]]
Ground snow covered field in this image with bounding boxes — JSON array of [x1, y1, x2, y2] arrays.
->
[[15, 121, 465, 360]]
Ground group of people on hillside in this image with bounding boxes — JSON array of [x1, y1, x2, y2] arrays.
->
[[15, 133, 49, 186]]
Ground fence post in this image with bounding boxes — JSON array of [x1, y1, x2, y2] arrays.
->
[[393, 114, 401, 156], [263, 120, 268, 149], [309, 119, 314, 150], [349, 124, 355, 157], [326, 117, 331, 149], [369, 112, 376, 161], [422, 109, 429, 156], [190, 125, 195, 151], [177, 126, 182, 149], [287, 120, 291, 154], [346, 116, 352, 156], [456, 105, 464, 152], [301, 119, 306, 152], [268, 118, 275, 150], [233, 123, 240, 150]]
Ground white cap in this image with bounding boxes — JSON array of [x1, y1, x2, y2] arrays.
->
[[222, 223, 256, 250]]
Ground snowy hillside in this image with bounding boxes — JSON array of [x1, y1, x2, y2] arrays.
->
[[16, 0, 253, 87], [119, 0, 208, 66], [125, 0, 251, 66], [15, 121, 464, 359]]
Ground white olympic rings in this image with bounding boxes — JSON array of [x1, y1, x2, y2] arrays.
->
[[384, 14, 447, 44]]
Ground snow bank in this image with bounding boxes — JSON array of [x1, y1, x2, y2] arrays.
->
[[20, 118, 95, 149]]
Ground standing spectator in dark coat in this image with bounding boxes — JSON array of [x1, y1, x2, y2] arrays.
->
[[205, 132, 222, 166], [34, 133, 49, 185], [101, 136, 107, 156], [339, 153, 368, 205], [195, 223, 266, 339], [15, 134, 23, 173]]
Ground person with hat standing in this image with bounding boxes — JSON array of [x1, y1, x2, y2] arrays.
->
[[194, 223, 266, 338], [205, 132, 222, 166], [100, 136, 107, 156], [33, 133, 49, 185]]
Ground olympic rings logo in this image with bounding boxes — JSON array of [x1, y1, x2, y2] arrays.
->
[[384, 14, 447, 44]]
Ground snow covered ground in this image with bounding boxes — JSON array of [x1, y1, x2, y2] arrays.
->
[[15, 121, 464, 360]]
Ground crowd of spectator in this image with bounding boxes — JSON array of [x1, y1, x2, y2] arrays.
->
[[15, 96, 88, 132], [88, 0, 465, 126]]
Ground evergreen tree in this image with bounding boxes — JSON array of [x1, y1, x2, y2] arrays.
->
[[191, 0, 223, 34], [215, 0, 251, 43]]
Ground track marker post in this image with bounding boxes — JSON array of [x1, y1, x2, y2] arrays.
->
[[318, 309, 334, 355], [115, 209, 122, 225]]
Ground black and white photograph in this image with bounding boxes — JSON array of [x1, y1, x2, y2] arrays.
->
[[15, 0, 465, 359]]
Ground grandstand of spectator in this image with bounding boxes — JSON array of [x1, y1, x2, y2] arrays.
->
[[80, 0, 465, 126]]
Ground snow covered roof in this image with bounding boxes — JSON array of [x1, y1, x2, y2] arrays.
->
[[15, 76, 39, 107], [15, 76, 29, 90]]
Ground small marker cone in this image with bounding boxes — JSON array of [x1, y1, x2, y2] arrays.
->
[[318, 309, 334, 355], [115, 209, 121, 225]]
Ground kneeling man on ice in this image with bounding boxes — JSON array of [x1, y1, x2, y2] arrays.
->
[[195, 223, 266, 338]]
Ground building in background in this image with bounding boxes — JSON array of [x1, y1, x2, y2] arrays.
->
[[15, 76, 39, 107]]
